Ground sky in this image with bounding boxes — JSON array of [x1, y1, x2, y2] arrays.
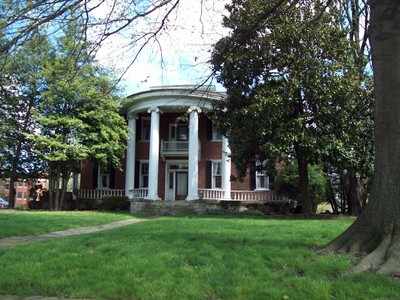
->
[[92, 0, 230, 96]]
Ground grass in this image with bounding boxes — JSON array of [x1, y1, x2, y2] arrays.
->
[[1, 213, 400, 299], [0, 210, 136, 238]]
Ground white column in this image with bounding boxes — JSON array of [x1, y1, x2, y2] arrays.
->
[[125, 114, 137, 198], [221, 136, 232, 200], [186, 106, 201, 201], [145, 107, 161, 200]]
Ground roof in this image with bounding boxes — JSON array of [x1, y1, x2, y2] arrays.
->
[[120, 85, 226, 114]]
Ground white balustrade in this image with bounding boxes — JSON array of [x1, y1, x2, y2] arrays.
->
[[78, 188, 288, 203], [77, 189, 125, 199]]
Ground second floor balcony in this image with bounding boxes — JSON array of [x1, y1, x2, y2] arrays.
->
[[160, 140, 200, 158]]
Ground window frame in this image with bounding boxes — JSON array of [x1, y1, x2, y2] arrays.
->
[[98, 166, 110, 189], [211, 123, 222, 141], [141, 118, 151, 141], [139, 161, 149, 188], [255, 160, 270, 190], [211, 160, 222, 189]]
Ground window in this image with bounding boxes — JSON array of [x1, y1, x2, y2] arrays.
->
[[176, 124, 188, 141], [212, 123, 222, 141], [255, 161, 269, 190], [98, 166, 110, 189], [141, 118, 151, 141], [140, 162, 149, 188], [17, 192, 22, 199], [212, 161, 222, 189], [170, 123, 189, 141], [18, 181, 23, 187]]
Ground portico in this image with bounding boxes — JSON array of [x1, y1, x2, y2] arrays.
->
[[122, 85, 232, 201]]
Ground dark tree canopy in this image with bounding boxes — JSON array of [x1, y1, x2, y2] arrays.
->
[[211, 0, 373, 215]]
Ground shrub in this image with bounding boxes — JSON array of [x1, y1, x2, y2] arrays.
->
[[275, 162, 328, 206], [13, 205, 25, 210], [220, 200, 241, 211], [97, 195, 129, 211]]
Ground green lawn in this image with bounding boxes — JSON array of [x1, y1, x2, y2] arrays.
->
[[0, 210, 135, 238], [1, 213, 399, 299]]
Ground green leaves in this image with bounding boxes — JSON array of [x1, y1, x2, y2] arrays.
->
[[212, 0, 373, 179]]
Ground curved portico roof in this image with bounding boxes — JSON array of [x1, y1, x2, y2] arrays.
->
[[121, 85, 226, 115]]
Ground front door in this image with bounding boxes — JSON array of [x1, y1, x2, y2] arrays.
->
[[176, 171, 188, 200]]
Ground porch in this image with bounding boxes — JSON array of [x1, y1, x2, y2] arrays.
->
[[76, 188, 293, 215], [77, 188, 289, 202]]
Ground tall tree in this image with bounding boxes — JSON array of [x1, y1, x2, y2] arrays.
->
[[0, 33, 49, 206], [211, 0, 371, 215], [338, 0, 373, 215], [29, 21, 127, 210], [324, 0, 400, 276]]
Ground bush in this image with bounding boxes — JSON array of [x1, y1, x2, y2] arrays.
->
[[97, 195, 129, 211], [275, 162, 328, 206], [220, 200, 242, 211]]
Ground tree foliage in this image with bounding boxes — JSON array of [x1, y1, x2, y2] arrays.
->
[[323, 0, 400, 276], [1, 18, 127, 209], [211, 0, 373, 215], [276, 162, 328, 209], [29, 22, 127, 210], [0, 33, 51, 205]]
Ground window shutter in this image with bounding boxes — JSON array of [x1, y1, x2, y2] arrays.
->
[[206, 118, 212, 140], [206, 161, 212, 189], [250, 163, 256, 190], [136, 119, 141, 141], [109, 166, 115, 189], [269, 172, 275, 189], [92, 165, 98, 189], [134, 161, 140, 188]]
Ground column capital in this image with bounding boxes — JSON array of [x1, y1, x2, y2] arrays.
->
[[128, 112, 138, 120], [148, 106, 162, 114], [188, 106, 202, 114]]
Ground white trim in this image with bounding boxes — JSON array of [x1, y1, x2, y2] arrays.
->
[[165, 160, 189, 201], [255, 160, 270, 190], [98, 166, 110, 189], [211, 160, 222, 189], [139, 160, 149, 188]]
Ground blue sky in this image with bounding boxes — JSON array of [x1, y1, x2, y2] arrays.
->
[[92, 0, 229, 96]]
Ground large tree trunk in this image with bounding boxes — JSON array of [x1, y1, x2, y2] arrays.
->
[[323, 0, 400, 276], [295, 145, 313, 215], [344, 171, 365, 215]]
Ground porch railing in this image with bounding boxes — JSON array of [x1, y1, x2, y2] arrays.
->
[[160, 140, 201, 157], [199, 189, 287, 202], [129, 188, 148, 199], [231, 190, 286, 202], [77, 189, 125, 199], [198, 188, 224, 200], [161, 140, 189, 153], [77, 188, 288, 202]]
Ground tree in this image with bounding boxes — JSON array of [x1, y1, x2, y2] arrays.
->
[[28, 22, 127, 210], [337, 0, 373, 216], [323, 0, 400, 276], [211, 0, 371, 215], [0, 0, 183, 84], [275, 162, 328, 210], [0, 33, 50, 206]]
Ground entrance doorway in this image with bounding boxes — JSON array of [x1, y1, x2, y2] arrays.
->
[[176, 172, 188, 200], [166, 162, 188, 201]]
